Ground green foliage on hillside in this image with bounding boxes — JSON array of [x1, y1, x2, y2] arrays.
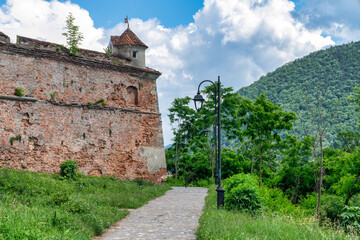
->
[[239, 41, 360, 146]]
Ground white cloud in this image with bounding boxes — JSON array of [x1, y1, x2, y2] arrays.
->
[[295, 0, 360, 44], [0, 0, 340, 145], [0, 0, 104, 51]]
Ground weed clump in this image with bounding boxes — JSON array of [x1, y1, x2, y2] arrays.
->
[[95, 98, 108, 106], [50, 91, 57, 101], [14, 87, 24, 97], [10, 135, 21, 146], [60, 159, 78, 179]]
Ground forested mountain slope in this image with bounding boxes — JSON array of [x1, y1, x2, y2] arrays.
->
[[239, 41, 360, 146]]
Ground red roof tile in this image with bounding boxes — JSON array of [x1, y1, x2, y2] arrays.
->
[[111, 27, 148, 48]]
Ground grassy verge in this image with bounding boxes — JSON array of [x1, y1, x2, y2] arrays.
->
[[0, 168, 170, 239], [196, 185, 353, 240]]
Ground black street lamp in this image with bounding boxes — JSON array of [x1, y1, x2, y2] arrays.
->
[[193, 76, 225, 209]]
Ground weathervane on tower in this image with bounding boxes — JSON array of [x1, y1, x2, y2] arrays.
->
[[125, 16, 129, 28]]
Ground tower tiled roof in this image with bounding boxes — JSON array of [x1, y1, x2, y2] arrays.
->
[[111, 27, 148, 48]]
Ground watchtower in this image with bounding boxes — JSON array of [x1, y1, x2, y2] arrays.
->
[[109, 17, 148, 69]]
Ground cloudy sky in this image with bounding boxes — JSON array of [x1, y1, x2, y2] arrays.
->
[[1, 0, 360, 145]]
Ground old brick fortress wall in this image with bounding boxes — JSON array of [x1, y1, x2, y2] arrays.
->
[[0, 35, 167, 182]]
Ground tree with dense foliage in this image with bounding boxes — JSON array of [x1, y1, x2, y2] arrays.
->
[[276, 135, 314, 203], [240, 93, 297, 187], [167, 97, 198, 178], [166, 84, 248, 183]]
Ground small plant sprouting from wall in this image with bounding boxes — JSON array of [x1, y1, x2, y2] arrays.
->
[[56, 45, 64, 52], [87, 102, 93, 106], [138, 81, 143, 90], [50, 91, 57, 101], [95, 98, 108, 106], [104, 47, 112, 57], [79, 87, 82, 92], [62, 13, 84, 56], [14, 87, 24, 97], [83, 133, 86, 139], [109, 129, 112, 137], [10, 135, 21, 146]]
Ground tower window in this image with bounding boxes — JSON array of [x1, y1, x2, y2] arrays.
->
[[133, 51, 138, 59]]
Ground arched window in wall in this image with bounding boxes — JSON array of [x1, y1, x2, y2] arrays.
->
[[126, 86, 139, 106]]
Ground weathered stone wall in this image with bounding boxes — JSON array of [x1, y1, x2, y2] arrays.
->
[[0, 38, 166, 182]]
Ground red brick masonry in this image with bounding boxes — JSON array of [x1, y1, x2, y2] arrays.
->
[[0, 37, 167, 182]]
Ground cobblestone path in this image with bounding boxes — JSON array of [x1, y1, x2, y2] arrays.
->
[[94, 187, 208, 240]]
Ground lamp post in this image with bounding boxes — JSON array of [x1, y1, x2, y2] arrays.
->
[[193, 76, 225, 209]]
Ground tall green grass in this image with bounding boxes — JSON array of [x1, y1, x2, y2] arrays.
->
[[0, 168, 170, 239], [197, 186, 353, 240]]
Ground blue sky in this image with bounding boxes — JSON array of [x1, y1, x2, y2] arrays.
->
[[1, 0, 360, 145], [54, 0, 205, 28]]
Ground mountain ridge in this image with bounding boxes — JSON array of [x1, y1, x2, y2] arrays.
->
[[238, 41, 360, 146]]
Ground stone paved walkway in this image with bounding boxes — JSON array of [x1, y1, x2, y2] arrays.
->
[[94, 187, 208, 240]]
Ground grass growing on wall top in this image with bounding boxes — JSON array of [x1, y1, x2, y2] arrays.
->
[[0, 168, 170, 239], [196, 185, 352, 240]]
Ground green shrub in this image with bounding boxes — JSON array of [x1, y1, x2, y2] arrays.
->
[[341, 206, 360, 233], [299, 193, 344, 220], [14, 87, 24, 96], [223, 173, 261, 213], [320, 194, 344, 223], [259, 186, 298, 214], [299, 193, 318, 211], [60, 159, 78, 179]]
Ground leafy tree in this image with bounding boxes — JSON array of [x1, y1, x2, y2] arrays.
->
[[166, 84, 248, 184], [241, 94, 297, 187], [167, 97, 198, 178], [276, 135, 315, 203], [62, 12, 84, 56], [221, 148, 247, 179], [335, 130, 360, 152], [330, 149, 360, 206]]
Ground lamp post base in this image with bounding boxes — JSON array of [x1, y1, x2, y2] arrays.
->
[[216, 185, 225, 209]]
